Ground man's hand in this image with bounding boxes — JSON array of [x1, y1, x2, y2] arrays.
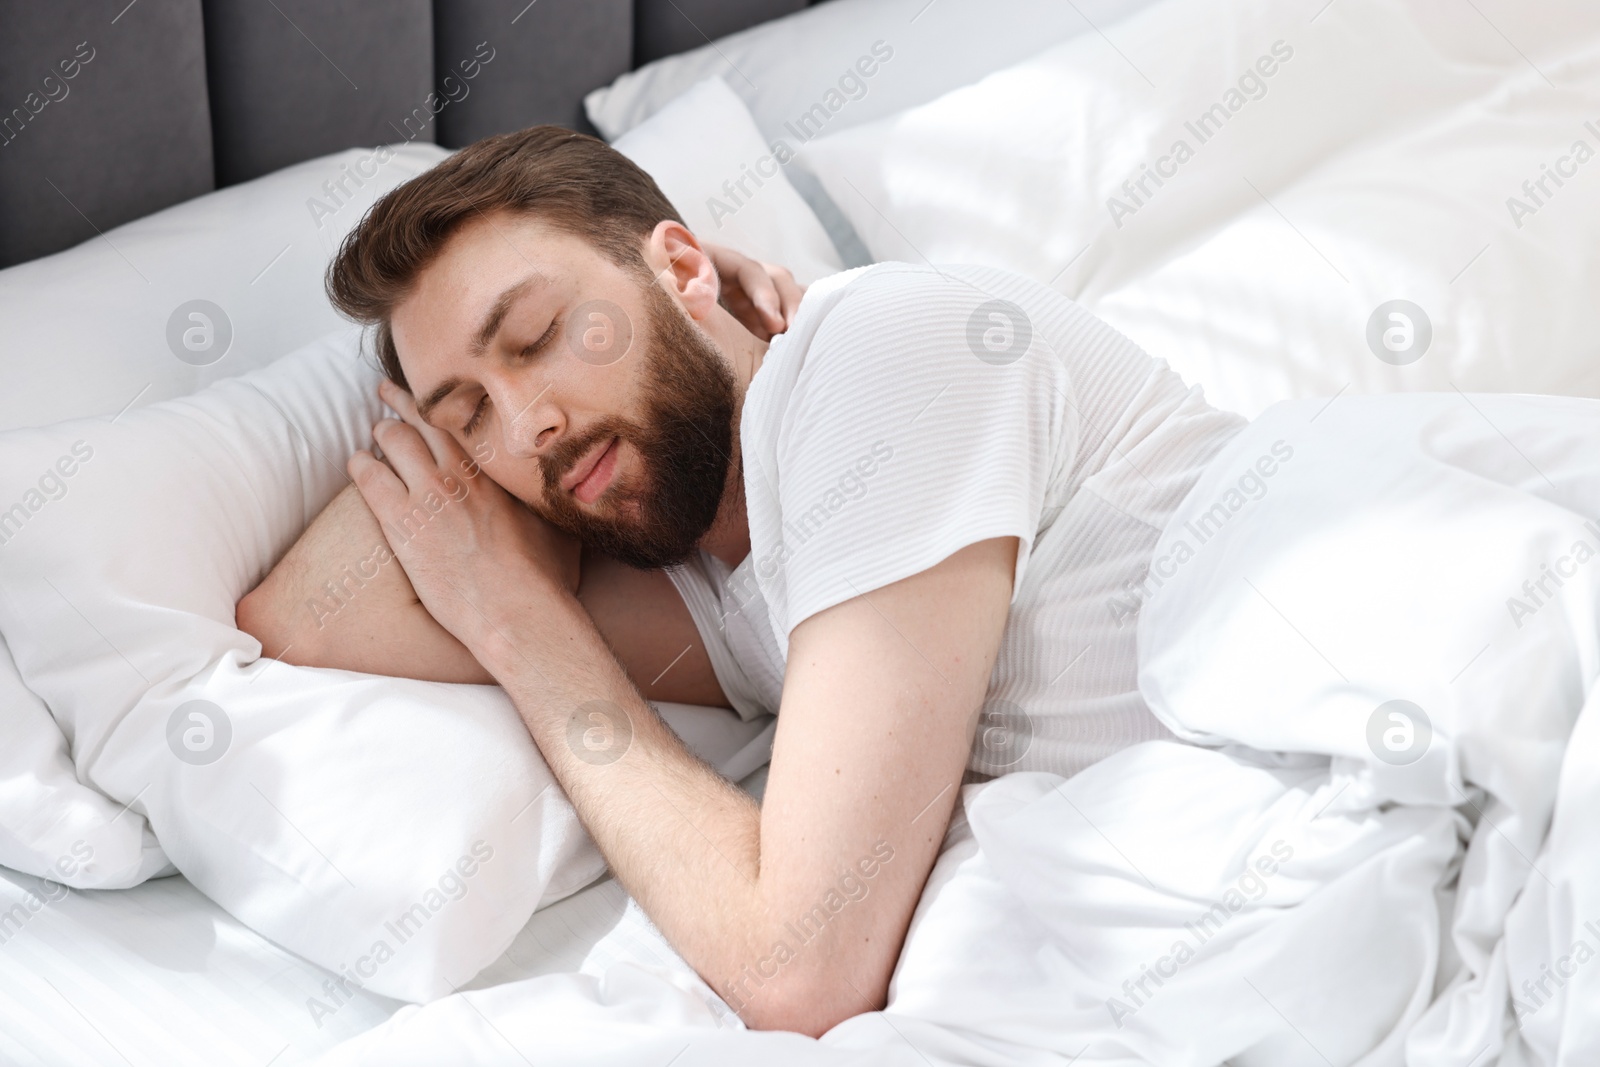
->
[[704, 243, 805, 341], [346, 378, 581, 646]]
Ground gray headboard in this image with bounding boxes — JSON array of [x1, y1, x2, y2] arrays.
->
[[0, 0, 814, 270]]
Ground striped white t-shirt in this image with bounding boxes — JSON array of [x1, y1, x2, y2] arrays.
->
[[666, 262, 1245, 779]]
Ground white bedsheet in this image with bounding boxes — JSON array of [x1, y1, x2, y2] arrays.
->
[[14, 417, 1596, 1067], [0, 767, 773, 1066], [303, 759, 1452, 1067], [25, 408, 1596, 1066], [0, 834, 719, 1067], [0, 868, 398, 1066], [295, 393, 1600, 1067]]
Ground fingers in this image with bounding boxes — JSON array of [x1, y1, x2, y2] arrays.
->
[[705, 241, 805, 335], [707, 241, 787, 333], [766, 261, 805, 331], [370, 415, 437, 481], [379, 378, 465, 470], [346, 449, 410, 519], [365, 380, 480, 507], [734, 259, 785, 335]]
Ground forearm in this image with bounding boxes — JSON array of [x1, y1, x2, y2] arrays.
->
[[475, 584, 851, 1031], [237, 484, 495, 684], [238, 485, 726, 703]]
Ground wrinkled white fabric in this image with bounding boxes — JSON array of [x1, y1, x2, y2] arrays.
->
[[316, 391, 1600, 1066], [1138, 392, 1600, 1065]]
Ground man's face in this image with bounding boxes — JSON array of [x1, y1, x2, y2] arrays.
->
[[390, 212, 737, 569]]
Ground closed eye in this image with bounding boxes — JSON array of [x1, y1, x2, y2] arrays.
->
[[521, 317, 561, 360], [462, 394, 490, 436], [461, 318, 562, 436]]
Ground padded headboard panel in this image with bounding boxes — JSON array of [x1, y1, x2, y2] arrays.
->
[[0, 0, 809, 269]]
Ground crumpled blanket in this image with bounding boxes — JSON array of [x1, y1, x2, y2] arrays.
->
[[315, 392, 1600, 1066]]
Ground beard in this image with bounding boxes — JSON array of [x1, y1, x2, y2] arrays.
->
[[531, 277, 738, 570]]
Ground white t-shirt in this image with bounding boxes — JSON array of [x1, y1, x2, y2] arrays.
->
[[666, 263, 1246, 779]]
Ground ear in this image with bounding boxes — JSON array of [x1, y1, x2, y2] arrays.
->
[[642, 220, 720, 321]]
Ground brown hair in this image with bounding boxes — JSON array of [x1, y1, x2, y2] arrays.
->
[[326, 125, 683, 391]]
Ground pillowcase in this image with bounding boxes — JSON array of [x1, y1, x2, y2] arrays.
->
[[798, 0, 1600, 415], [0, 142, 450, 433], [0, 329, 771, 1001], [0, 142, 445, 903], [584, 0, 1160, 145], [586, 0, 1162, 270], [0, 634, 171, 889], [0, 143, 447, 904], [612, 77, 843, 285]]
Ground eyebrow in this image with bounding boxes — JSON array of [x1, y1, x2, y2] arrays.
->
[[414, 273, 544, 423]]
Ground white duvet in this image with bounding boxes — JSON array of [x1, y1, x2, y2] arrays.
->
[[308, 394, 1600, 1065]]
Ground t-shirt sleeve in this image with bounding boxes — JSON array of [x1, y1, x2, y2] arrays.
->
[[753, 267, 1076, 639]]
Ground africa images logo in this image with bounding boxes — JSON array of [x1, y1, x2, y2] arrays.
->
[[1365, 300, 1431, 366], [166, 700, 233, 766]]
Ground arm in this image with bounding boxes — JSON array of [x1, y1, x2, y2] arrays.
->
[[348, 386, 1015, 1034], [235, 482, 728, 707], [236, 482, 491, 684], [497, 539, 1016, 1034]]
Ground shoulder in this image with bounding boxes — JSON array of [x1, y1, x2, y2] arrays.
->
[[749, 263, 1077, 421], [797, 261, 1080, 353]]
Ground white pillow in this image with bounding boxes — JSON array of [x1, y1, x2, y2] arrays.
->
[[0, 143, 446, 905], [0, 142, 450, 433], [0, 635, 170, 889], [584, 0, 1159, 145], [587, 0, 1159, 268], [0, 329, 771, 1001], [798, 0, 1600, 415], [612, 77, 842, 285]]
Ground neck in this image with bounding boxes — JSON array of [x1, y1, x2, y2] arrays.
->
[[696, 312, 767, 569], [697, 463, 750, 569]]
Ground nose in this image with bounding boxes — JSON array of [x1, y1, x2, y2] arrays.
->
[[500, 378, 562, 459]]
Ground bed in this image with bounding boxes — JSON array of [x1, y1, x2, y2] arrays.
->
[[4, 0, 1600, 1064]]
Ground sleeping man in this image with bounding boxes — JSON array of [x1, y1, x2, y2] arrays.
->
[[235, 124, 1247, 1035]]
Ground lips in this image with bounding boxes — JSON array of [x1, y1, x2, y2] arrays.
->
[[562, 436, 620, 504]]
